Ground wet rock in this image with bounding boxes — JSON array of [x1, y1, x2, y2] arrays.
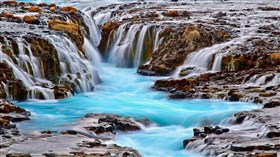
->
[[266, 131, 280, 138], [61, 130, 78, 135], [60, 6, 78, 14], [98, 21, 120, 54], [29, 6, 42, 12], [183, 107, 280, 156], [81, 113, 142, 135], [23, 15, 40, 24], [163, 10, 179, 17], [41, 130, 52, 134], [212, 11, 227, 18], [183, 139, 196, 148], [252, 152, 278, 157], [6, 154, 31, 157], [48, 20, 84, 52], [263, 102, 280, 108]]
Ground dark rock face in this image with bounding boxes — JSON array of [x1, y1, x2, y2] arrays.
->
[[0, 63, 28, 101]]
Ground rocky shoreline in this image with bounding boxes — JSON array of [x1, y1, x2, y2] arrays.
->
[[184, 107, 280, 157], [1, 0, 280, 157], [1, 99, 144, 156]]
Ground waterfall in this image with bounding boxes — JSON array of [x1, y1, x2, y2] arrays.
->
[[134, 25, 149, 67], [174, 37, 248, 77], [0, 37, 56, 100], [81, 9, 102, 47], [0, 33, 100, 100], [48, 35, 99, 93], [107, 23, 141, 67], [106, 24, 162, 68]]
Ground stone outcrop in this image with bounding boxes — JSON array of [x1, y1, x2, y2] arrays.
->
[[82, 113, 141, 135], [0, 99, 30, 149], [138, 25, 229, 75], [183, 107, 280, 156], [48, 20, 84, 52], [2, 113, 143, 156]]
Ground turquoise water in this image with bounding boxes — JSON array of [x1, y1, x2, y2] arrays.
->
[[16, 63, 257, 156]]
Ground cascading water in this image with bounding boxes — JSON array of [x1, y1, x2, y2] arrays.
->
[[106, 24, 163, 68], [0, 33, 100, 100], [15, 63, 257, 156], [173, 37, 248, 77], [48, 35, 100, 92]]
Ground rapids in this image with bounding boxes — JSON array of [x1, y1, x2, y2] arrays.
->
[[16, 63, 257, 156]]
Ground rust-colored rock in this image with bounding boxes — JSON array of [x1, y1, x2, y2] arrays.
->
[[49, 7, 56, 12], [164, 10, 179, 17], [48, 20, 84, 52], [23, 15, 39, 24], [60, 6, 78, 14], [98, 21, 120, 54], [29, 6, 42, 12]]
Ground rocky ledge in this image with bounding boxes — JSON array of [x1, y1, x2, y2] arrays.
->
[[2, 113, 144, 156], [183, 107, 280, 157], [0, 99, 31, 149]]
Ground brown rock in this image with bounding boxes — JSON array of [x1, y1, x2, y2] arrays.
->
[[23, 15, 39, 24], [60, 6, 78, 14], [164, 10, 179, 17], [98, 21, 120, 54], [48, 20, 84, 52], [29, 6, 42, 12], [49, 7, 56, 12]]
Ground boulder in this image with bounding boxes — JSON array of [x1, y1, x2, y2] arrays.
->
[[23, 15, 40, 24]]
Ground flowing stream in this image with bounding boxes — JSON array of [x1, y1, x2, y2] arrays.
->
[[16, 63, 257, 156]]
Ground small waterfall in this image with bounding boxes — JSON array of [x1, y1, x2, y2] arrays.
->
[[134, 25, 149, 67], [0, 33, 100, 100], [106, 24, 162, 68], [81, 10, 102, 47], [84, 38, 102, 68], [174, 37, 247, 76], [153, 28, 163, 52], [107, 23, 141, 67], [48, 35, 99, 93], [94, 12, 112, 25]]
